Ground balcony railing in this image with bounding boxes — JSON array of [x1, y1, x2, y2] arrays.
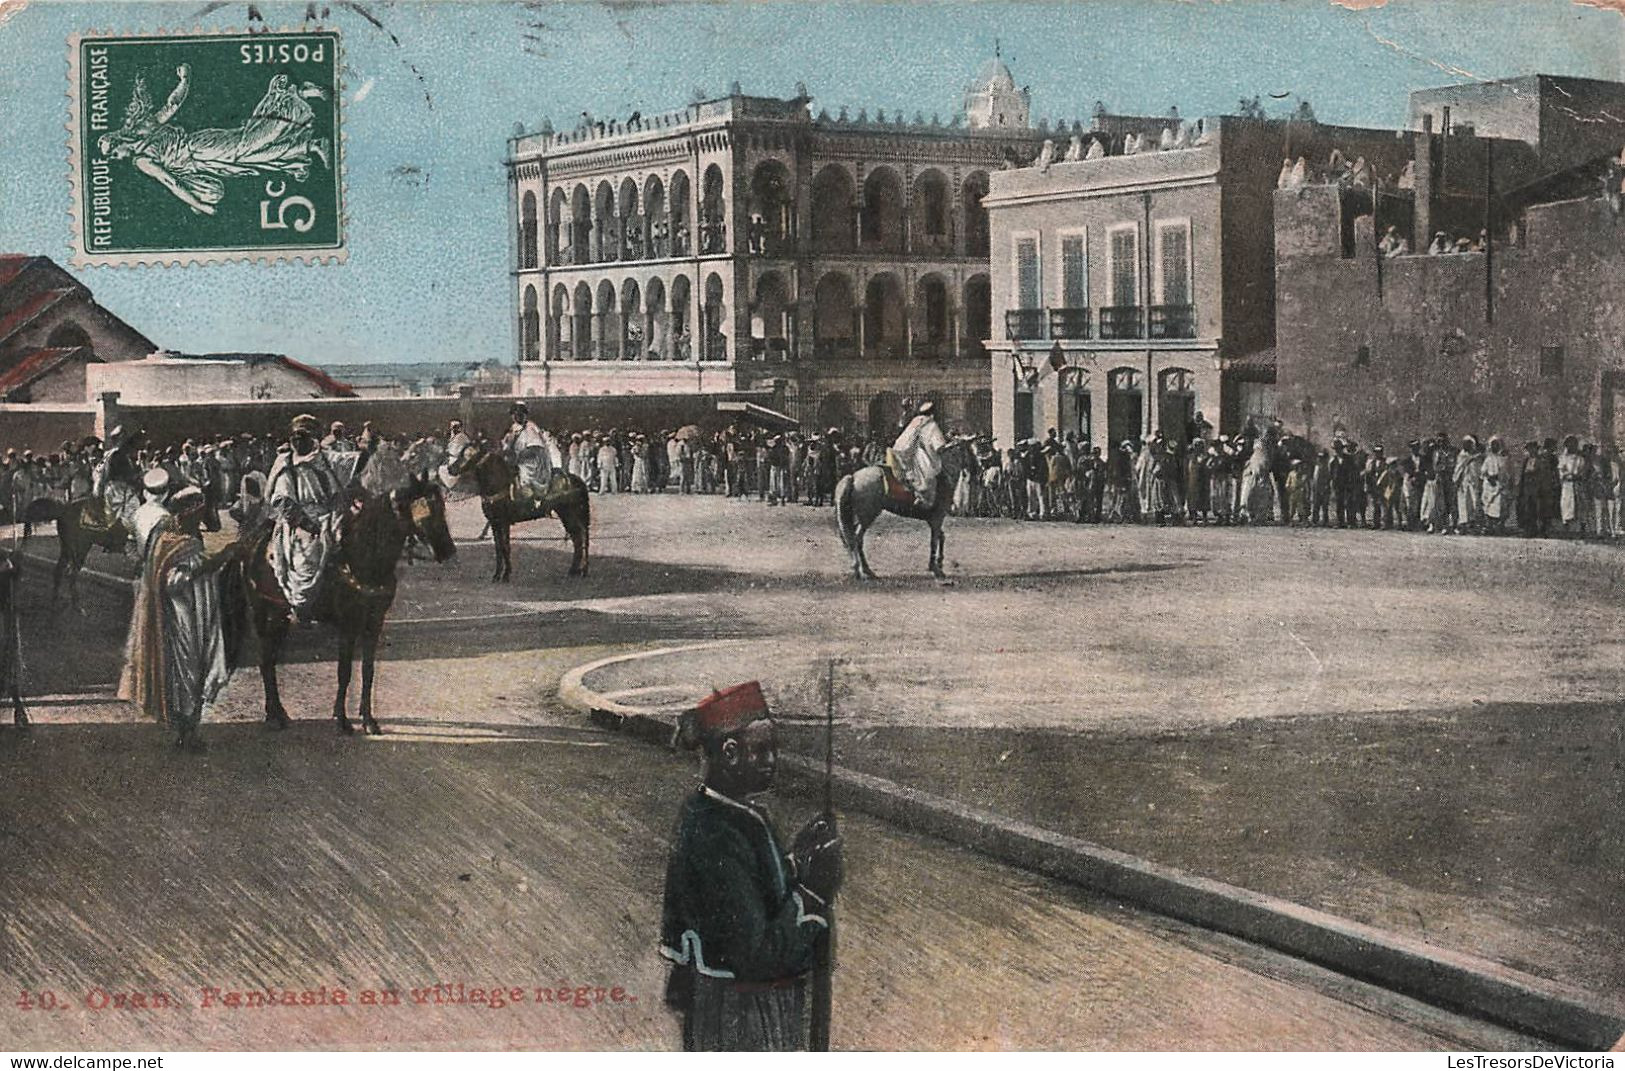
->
[[1149, 304, 1197, 340], [1048, 307, 1092, 341], [1005, 309, 1047, 341], [1098, 306, 1145, 340]]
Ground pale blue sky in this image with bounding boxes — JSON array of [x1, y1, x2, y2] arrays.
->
[[0, 0, 1619, 365]]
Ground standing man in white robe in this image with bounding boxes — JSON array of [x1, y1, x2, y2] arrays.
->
[[1480, 437, 1509, 533], [131, 468, 175, 563], [267, 414, 342, 623], [119, 487, 236, 751], [891, 401, 948, 508]]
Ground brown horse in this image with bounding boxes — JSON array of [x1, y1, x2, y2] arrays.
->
[[451, 446, 591, 581], [52, 498, 129, 613], [834, 438, 975, 580], [243, 473, 456, 735]]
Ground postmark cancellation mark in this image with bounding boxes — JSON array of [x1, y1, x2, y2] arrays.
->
[[70, 30, 344, 266]]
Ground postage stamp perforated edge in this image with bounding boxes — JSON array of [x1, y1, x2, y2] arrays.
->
[[66, 26, 349, 269]]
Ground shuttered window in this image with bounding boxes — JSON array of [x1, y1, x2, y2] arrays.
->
[[1110, 228, 1138, 307], [1061, 234, 1087, 309], [1158, 224, 1191, 306], [1016, 237, 1041, 310]]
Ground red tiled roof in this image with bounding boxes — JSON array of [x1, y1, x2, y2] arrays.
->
[[277, 354, 357, 398], [0, 346, 89, 399], [0, 287, 76, 348], [0, 255, 36, 292], [160, 352, 358, 398]]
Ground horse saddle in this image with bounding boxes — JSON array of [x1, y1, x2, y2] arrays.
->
[[880, 451, 919, 507], [509, 472, 573, 519], [78, 498, 121, 540]]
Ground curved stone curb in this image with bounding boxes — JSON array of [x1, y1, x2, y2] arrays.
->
[[559, 645, 1625, 1051]]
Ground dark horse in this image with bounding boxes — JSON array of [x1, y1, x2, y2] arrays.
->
[[243, 473, 456, 735], [51, 499, 128, 613], [450, 446, 591, 581], [834, 438, 976, 580]]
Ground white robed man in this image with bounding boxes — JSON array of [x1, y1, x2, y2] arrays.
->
[[118, 487, 238, 751], [267, 413, 343, 624], [131, 468, 175, 562], [504, 402, 554, 508], [890, 400, 948, 508]]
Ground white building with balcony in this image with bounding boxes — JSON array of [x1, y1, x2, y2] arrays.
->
[[505, 59, 1065, 437], [984, 113, 1416, 448]]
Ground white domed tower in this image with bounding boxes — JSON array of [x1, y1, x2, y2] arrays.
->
[[964, 45, 1030, 130]]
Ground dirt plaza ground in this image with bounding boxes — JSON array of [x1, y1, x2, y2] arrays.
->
[[1, 489, 1620, 1047]]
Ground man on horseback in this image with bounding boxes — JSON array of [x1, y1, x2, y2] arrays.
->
[[267, 413, 344, 624], [503, 402, 554, 510], [96, 425, 145, 532], [890, 401, 948, 509]]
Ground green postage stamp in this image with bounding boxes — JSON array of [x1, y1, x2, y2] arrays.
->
[[70, 30, 344, 266]]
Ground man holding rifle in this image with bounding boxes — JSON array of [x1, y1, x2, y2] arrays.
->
[[660, 680, 843, 1051]]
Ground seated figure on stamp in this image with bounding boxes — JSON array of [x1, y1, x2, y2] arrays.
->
[[98, 64, 332, 216]]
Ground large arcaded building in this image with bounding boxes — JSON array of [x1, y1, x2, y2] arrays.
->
[[505, 55, 1058, 436]]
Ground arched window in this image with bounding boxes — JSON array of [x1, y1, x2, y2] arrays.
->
[[1158, 367, 1197, 447], [813, 272, 856, 359], [550, 284, 570, 358], [916, 273, 949, 358], [46, 322, 92, 353], [703, 272, 727, 360], [701, 166, 726, 254], [748, 160, 793, 256], [594, 181, 617, 263], [962, 274, 991, 358], [1060, 367, 1091, 442], [595, 279, 619, 360], [570, 185, 591, 265], [912, 170, 950, 253], [620, 279, 642, 359], [547, 188, 569, 265], [1107, 367, 1144, 445], [810, 166, 855, 254], [863, 273, 905, 358], [861, 168, 904, 254], [670, 275, 693, 359], [644, 276, 668, 359], [962, 171, 990, 258], [644, 176, 668, 259], [519, 191, 538, 270], [751, 271, 791, 360], [572, 282, 594, 359], [669, 171, 692, 256], [619, 178, 642, 260], [521, 285, 540, 360]]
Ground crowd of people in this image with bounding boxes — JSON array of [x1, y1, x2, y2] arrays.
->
[[969, 421, 1625, 539], [3, 412, 1622, 543]]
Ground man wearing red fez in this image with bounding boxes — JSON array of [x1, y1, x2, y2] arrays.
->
[[660, 680, 842, 1051]]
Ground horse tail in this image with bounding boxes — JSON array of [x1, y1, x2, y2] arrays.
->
[[834, 475, 855, 551]]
